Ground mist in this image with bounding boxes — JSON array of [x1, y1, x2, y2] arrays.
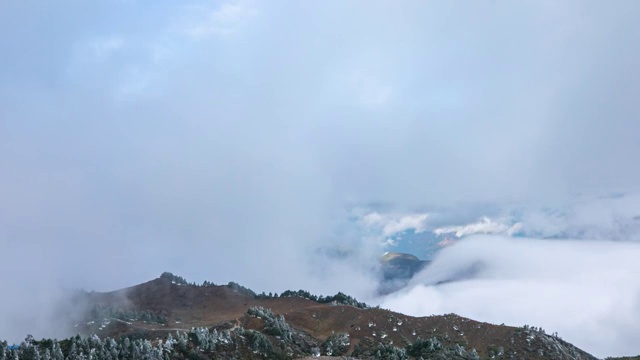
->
[[2, 0, 640, 356], [381, 236, 640, 358]]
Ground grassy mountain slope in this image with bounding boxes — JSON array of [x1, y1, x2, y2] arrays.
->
[[67, 274, 598, 360]]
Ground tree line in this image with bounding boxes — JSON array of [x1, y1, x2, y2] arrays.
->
[[160, 272, 370, 309]]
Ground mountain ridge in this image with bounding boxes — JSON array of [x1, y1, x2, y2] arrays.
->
[[34, 273, 598, 360]]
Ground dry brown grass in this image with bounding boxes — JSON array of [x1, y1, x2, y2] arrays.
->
[[83, 277, 593, 359]]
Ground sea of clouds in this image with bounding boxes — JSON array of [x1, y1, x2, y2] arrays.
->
[[348, 193, 640, 358]]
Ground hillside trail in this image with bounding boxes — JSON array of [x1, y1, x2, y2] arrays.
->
[[109, 318, 190, 332]]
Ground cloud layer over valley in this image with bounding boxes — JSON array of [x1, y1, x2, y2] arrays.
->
[[382, 235, 640, 358]]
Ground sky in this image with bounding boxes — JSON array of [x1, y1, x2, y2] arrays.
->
[[1, 0, 640, 357]]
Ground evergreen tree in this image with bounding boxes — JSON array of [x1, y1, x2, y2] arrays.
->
[[175, 333, 187, 353], [51, 341, 64, 360], [120, 338, 131, 360], [162, 335, 173, 353], [129, 341, 140, 360], [68, 342, 79, 360]]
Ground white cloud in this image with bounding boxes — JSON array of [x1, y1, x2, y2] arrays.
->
[[91, 36, 124, 59], [519, 193, 640, 241], [351, 70, 393, 107], [81, 36, 125, 62], [380, 236, 640, 358], [114, 67, 162, 101], [430, 193, 640, 242], [186, 2, 256, 38], [434, 216, 523, 238], [67, 36, 125, 71], [363, 212, 429, 237]]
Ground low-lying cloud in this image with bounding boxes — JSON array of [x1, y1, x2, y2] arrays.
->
[[362, 212, 429, 238], [380, 236, 640, 358], [433, 217, 523, 238]]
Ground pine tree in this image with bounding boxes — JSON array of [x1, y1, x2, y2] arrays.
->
[[152, 341, 163, 360], [120, 338, 131, 360], [69, 342, 80, 360], [162, 335, 173, 353], [130, 341, 141, 360], [33, 346, 42, 360], [176, 333, 187, 353], [0, 341, 6, 360], [106, 338, 120, 360], [207, 329, 218, 351], [52, 341, 64, 360]]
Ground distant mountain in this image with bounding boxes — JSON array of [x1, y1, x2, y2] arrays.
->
[[380, 252, 428, 278], [0, 273, 600, 360], [378, 252, 428, 294]]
